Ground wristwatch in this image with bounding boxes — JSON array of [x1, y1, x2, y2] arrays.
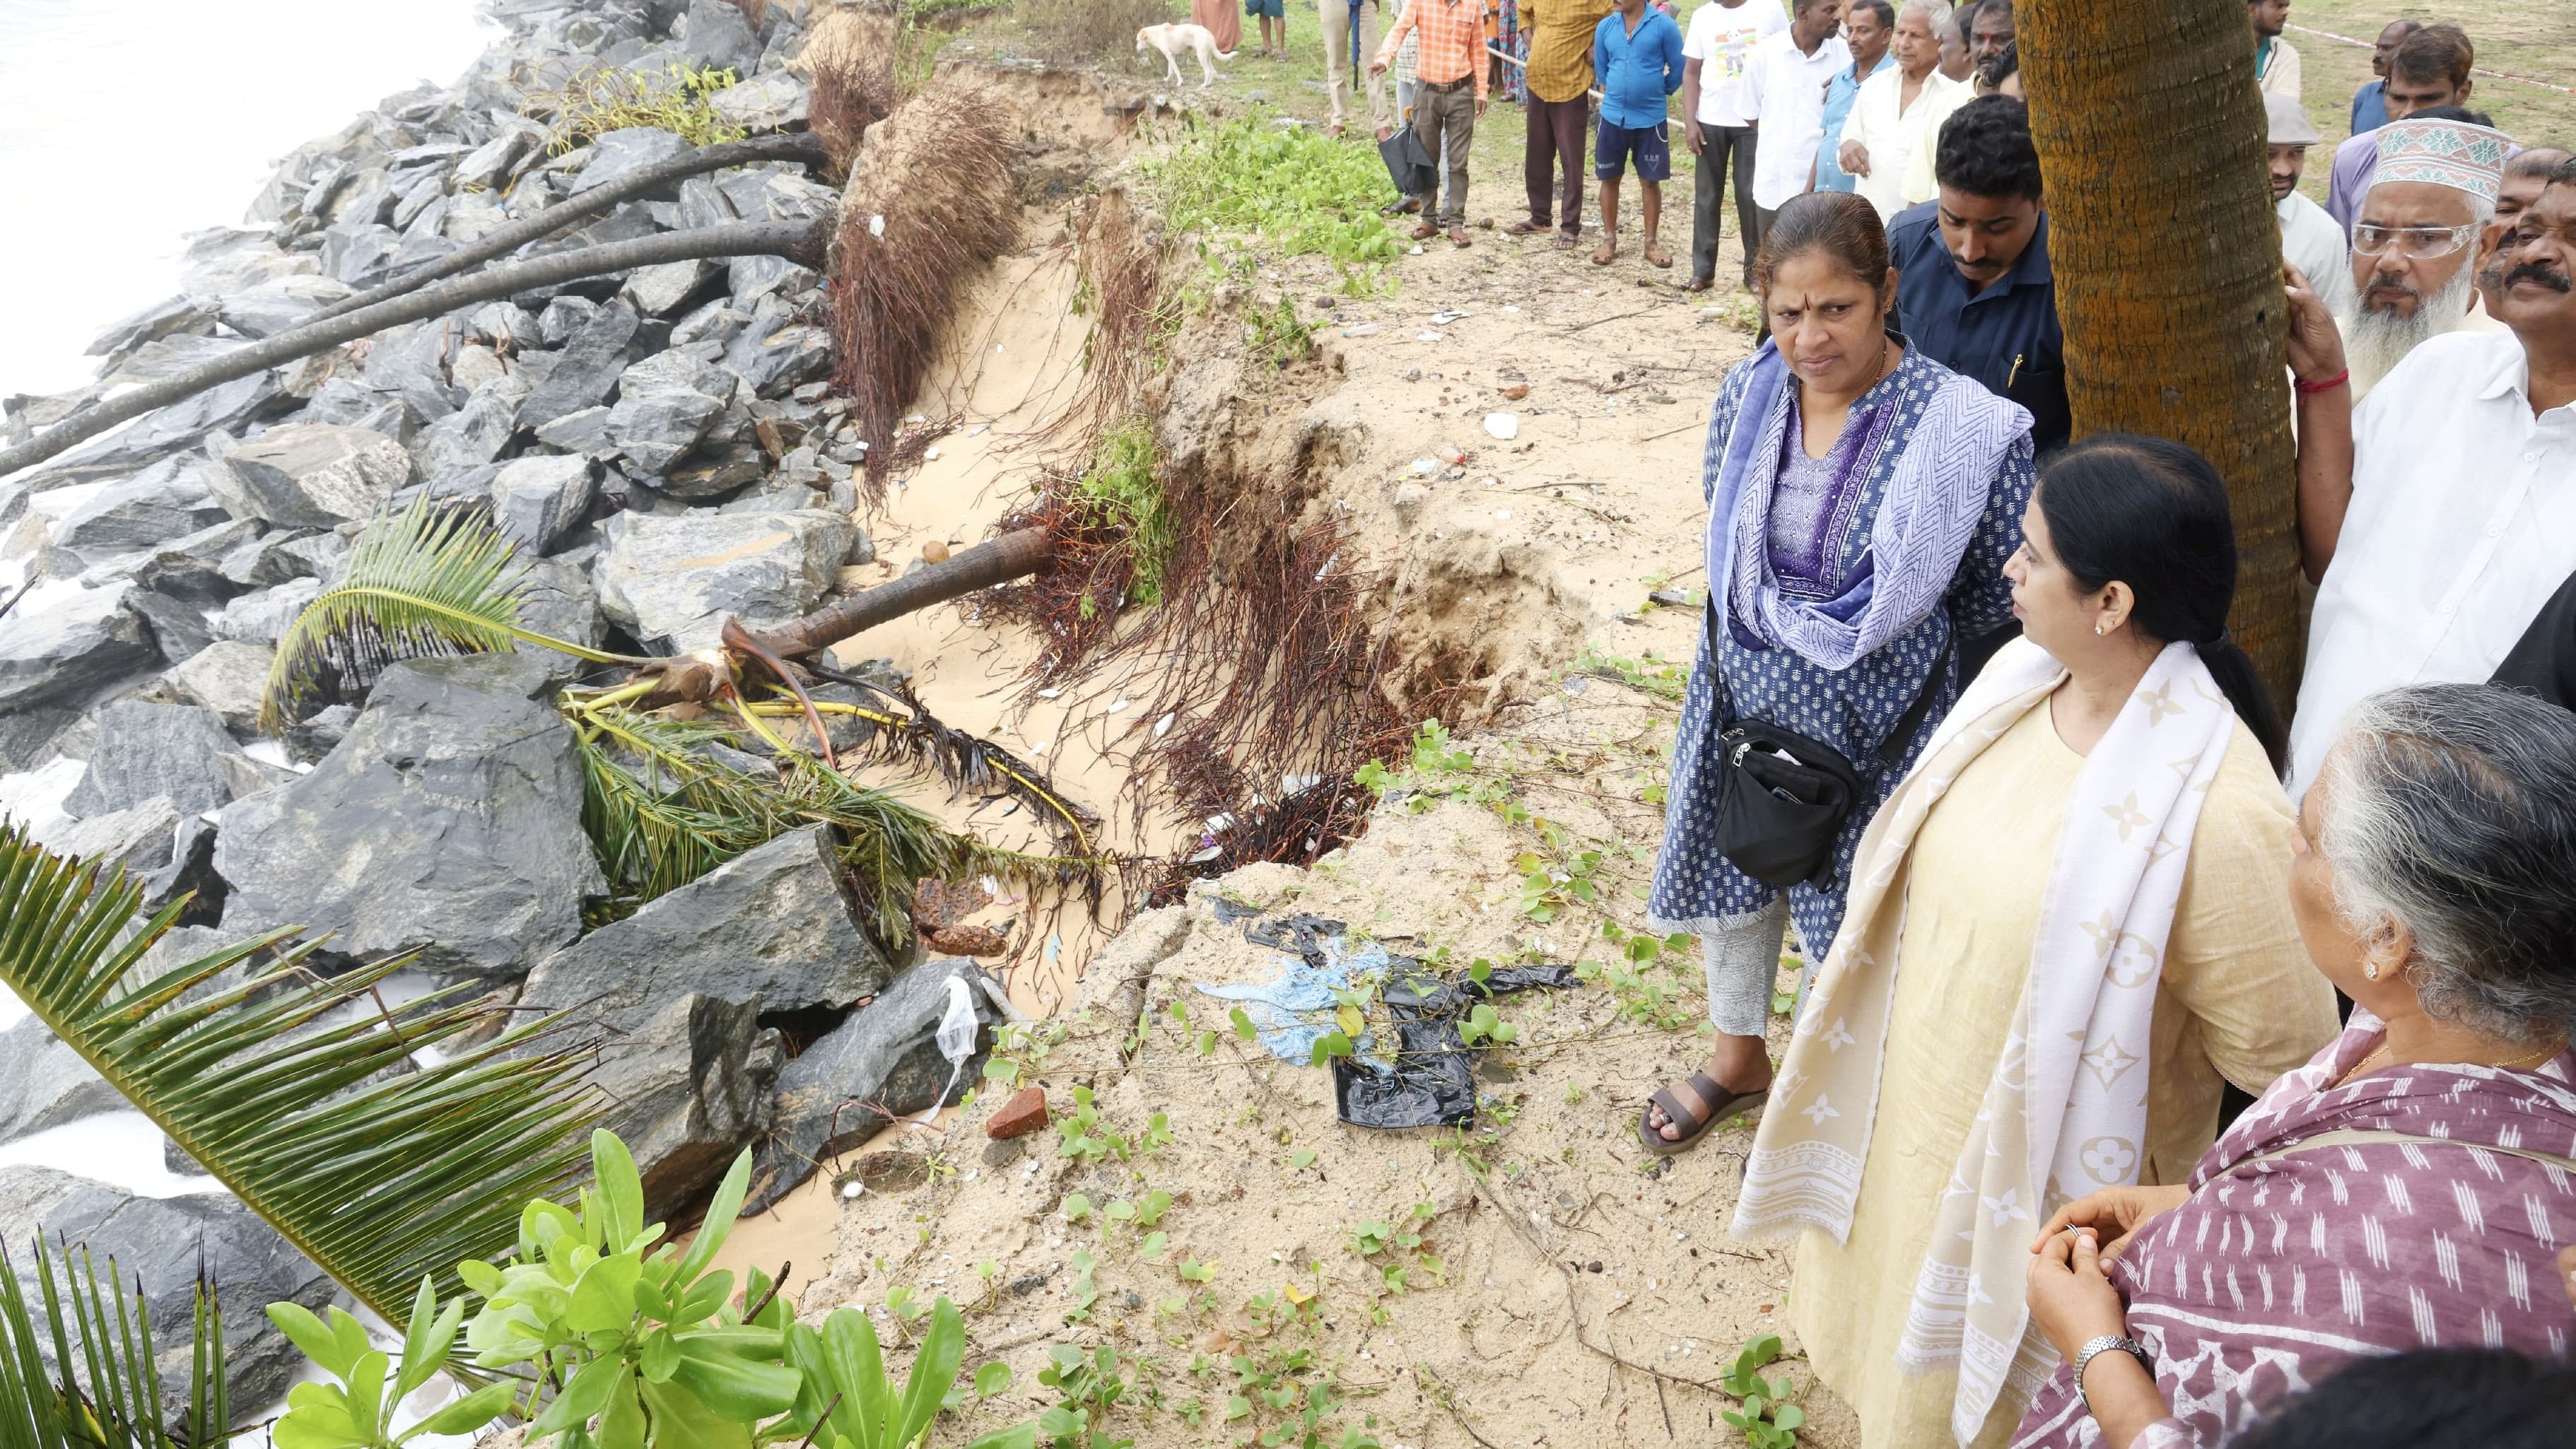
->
[[2071, 1334, 2153, 1415]]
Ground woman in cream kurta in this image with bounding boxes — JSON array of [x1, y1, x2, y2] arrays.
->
[[1789, 698, 2337, 1449]]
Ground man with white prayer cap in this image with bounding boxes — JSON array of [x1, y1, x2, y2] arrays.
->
[[2281, 134, 2576, 799], [2326, 115, 2515, 399]]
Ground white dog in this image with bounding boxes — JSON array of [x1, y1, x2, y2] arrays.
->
[[1135, 23, 1233, 88]]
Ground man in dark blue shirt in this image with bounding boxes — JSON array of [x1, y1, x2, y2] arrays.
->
[[1886, 95, 2069, 453]]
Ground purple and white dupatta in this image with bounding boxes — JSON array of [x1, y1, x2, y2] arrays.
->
[[2010, 1009, 2576, 1449]]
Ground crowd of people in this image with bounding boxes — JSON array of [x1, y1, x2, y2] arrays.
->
[[1213, 3, 2574, 1445], [1614, 5, 2576, 1449]]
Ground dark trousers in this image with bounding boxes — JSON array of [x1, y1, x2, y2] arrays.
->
[[1413, 80, 1477, 226], [1525, 94, 1590, 235], [1691, 124, 1762, 286]]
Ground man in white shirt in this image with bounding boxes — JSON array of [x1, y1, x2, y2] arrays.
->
[[1681, 0, 1790, 291], [2267, 93, 2344, 290], [1738, 0, 1850, 241], [2251, 0, 2300, 100], [1837, 0, 1967, 222], [2283, 157, 2576, 797]]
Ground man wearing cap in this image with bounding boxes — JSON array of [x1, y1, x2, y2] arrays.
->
[[2279, 124, 2562, 797], [2317, 116, 2515, 401], [2267, 94, 2343, 290]]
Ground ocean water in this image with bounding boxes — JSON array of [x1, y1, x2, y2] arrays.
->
[[0, 0, 496, 402]]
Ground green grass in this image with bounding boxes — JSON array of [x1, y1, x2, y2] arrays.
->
[[1078, 423, 1176, 606], [1146, 112, 1406, 291]]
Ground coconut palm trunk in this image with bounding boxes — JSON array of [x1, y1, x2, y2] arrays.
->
[[2019, 0, 2301, 703]]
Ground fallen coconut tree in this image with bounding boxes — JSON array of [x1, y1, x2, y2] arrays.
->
[[263, 497, 1108, 940], [302, 131, 831, 326], [0, 217, 833, 479]]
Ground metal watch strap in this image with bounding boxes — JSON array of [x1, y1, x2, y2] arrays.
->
[[2071, 1334, 2152, 1415]]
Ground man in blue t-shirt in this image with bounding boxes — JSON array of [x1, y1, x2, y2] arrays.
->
[[1887, 95, 2068, 453], [1591, 0, 1685, 268]]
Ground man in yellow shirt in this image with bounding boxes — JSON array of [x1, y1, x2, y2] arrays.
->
[[1508, 0, 1615, 247]]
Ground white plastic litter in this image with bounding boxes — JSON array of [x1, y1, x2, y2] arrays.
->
[[1410, 457, 1439, 476], [923, 445, 942, 461], [917, 975, 980, 1123], [1106, 699, 1130, 712], [1155, 712, 1176, 737], [1036, 687, 1061, 698], [1342, 323, 1382, 337], [1494, 509, 1514, 520], [1415, 330, 1446, 343], [1483, 413, 1520, 440], [869, 214, 885, 238], [1429, 310, 1467, 324]]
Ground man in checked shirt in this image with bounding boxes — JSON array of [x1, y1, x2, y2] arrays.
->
[[1371, 0, 1491, 247]]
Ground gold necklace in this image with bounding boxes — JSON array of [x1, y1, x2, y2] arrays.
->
[[2342, 1037, 2565, 1085]]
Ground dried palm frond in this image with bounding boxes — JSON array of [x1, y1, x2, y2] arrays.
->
[[0, 823, 598, 1327], [570, 703, 1108, 941], [828, 76, 1020, 499], [261, 496, 637, 732], [795, 662, 1102, 861]]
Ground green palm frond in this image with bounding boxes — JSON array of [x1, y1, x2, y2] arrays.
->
[[0, 1232, 225, 1448], [261, 495, 636, 733], [0, 824, 600, 1326]]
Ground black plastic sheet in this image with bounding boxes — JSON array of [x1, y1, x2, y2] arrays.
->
[[1330, 959, 1578, 1130]]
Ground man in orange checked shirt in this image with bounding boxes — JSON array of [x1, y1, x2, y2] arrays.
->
[[1370, 0, 1490, 247]]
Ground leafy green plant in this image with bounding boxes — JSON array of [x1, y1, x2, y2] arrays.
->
[[267, 1281, 515, 1448], [461, 1134, 800, 1446], [1579, 923, 1700, 1030], [1036, 1344, 1134, 1449], [1719, 1334, 1806, 1449], [982, 1018, 1072, 1093], [783, 1296, 1035, 1449], [1072, 425, 1176, 608], [1145, 115, 1403, 295], [1244, 297, 1313, 370], [1456, 1003, 1518, 1050], [0, 1232, 226, 1449], [1053, 1086, 1132, 1165], [0, 821, 597, 1325]]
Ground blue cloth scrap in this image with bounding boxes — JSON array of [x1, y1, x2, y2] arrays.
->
[[1198, 933, 1393, 1064]]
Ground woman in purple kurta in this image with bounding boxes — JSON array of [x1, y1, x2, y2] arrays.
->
[[2013, 683, 2576, 1449]]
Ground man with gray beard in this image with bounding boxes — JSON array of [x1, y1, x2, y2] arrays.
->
[[2277, 129, 2576, 799], [2329, 114, 2514, 399]]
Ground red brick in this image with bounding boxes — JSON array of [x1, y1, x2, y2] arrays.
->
[[985, 1086, 1049, 1140]]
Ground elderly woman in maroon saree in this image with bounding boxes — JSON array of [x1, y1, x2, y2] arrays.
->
[[2011, 682, 2576, 1449]]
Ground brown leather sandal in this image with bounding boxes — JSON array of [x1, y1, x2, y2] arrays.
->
[[1637, 1072, 1768, 1156]]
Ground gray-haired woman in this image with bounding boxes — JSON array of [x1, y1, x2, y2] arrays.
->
[[2014, 681, 2576, 1449]]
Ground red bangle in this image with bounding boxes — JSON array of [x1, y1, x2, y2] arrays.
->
[[2295, 369, 2349, 395]]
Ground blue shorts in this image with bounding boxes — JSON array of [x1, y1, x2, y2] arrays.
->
[[1246, 0, 1284, 16], [1596, 119, 1671, 182]]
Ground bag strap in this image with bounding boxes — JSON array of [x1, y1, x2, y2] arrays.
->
[[2232, 1126, 2576, 1176], [1871, 625, 1956, 772]]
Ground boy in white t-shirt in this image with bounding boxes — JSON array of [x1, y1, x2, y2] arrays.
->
[[1680, 0, 1789, 290]]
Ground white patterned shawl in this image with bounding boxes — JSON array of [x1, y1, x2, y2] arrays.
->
[[1731, 637, 2243, 1443]]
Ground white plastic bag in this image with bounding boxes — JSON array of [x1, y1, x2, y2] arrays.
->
[[918, 975, 980, 1122]]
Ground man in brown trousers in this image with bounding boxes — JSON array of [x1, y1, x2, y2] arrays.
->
[[1509, 0, 1614, 247]]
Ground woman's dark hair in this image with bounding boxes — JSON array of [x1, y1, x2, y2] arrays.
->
[[1935, 95, 2044, 200], [1752, 191, 1892, 303], [1975, 39, 2018, 91], [2036, 433, 2289, 773], [2232, 1349, 2576, 1449]]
